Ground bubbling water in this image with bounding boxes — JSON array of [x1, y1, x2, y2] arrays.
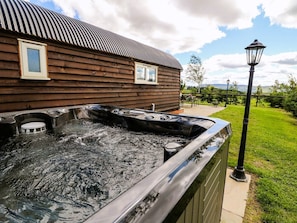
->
[[0, 119, 190, 222]]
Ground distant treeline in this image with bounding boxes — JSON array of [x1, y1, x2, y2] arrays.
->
[[182, 75, 297, 117]]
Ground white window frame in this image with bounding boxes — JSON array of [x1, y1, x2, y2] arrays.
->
[[18, 39, 50, 80], [134, 62, 158, 85]]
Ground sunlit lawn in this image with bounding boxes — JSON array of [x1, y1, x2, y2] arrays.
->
[[211, 103, 297, 223]]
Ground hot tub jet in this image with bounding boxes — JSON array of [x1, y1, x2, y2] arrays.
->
[[21, 121, 46, 134]]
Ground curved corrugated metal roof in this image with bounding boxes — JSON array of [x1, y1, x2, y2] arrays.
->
[[0, 0, 182, 70]]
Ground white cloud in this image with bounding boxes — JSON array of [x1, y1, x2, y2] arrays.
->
[[46, 0, 262, 54], [262, 0, 297, 28], [199, 52, 297, 86], [44, 0, 297, 52], [36, 0, 297, 85], [173, 0, 262, 29]]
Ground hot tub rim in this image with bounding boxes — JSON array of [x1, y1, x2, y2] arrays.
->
[[84, 117, 231, 223]]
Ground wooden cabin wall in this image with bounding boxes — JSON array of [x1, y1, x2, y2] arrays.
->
[[0, 32, 181, 113]]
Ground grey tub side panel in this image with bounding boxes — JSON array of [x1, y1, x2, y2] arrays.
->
[[173, 139, 229, 223]]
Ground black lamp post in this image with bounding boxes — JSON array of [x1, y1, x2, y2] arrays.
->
[[230, 39, 266, 182], [225, 79, 230, 107]]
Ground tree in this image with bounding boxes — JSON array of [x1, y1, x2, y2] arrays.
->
[[201, 85, 216, 103], [266, 80, 286, 108], [185, 55, 205, 94], [266, 74, 297, 117], [229, 81, 239, 104], [283, 74, 297, 116], [255, 85, 263, 107]]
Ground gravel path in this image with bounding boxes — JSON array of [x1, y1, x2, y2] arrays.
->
[[181, 104, 226, 117]]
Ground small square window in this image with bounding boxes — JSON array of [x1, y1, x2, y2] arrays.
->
[[18, 39, 50, 80], [27, 48, 41, 72], [135, 62, 158, 85]]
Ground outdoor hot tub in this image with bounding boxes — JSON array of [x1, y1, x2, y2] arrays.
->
[[0, 104, 231, 223]]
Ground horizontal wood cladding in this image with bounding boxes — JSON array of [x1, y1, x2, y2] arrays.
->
[[0, 33, 181, 113], [2, 100, 179, 113], [1, 94, 179, 106], [0, 86, 179, 96]]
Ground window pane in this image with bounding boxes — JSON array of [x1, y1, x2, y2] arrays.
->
[[136, 66, 146, 80], [27, 48, 41, 72], [148, 68, 156, 82]]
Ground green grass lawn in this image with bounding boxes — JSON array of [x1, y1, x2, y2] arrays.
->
[[211, 104, 297, 223]]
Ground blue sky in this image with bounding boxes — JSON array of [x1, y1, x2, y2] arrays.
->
[[29, 0, 297, 86], [194, 15, 296, 60]]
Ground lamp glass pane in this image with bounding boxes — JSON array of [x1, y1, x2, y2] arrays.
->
[[246, 48, 264, 65]]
